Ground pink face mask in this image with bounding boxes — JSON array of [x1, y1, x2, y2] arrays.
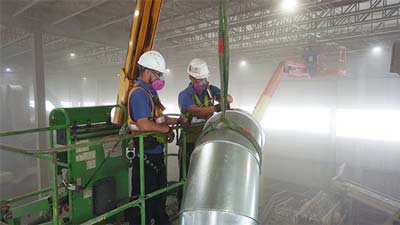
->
[[193, 79, 209, 94], [151, 72, 165, 91], [151, 79, 165, 91]]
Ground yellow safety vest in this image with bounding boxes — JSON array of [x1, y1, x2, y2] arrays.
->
[[181, 88, 214, 143]]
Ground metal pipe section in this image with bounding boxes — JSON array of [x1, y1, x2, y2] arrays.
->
[[179, 109, 265, 225]]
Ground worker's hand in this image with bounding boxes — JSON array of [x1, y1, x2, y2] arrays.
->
[[214, 93, 221, 102], [214, 102, 231, 112], [177, 117, 190, 129], [227, 95, 233, 104], [166, 127, 175, 143]]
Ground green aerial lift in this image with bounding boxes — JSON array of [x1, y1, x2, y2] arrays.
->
[[0, 0, 187, 224]]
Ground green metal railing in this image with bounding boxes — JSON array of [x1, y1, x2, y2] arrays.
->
[[0, 106, 187, 225]]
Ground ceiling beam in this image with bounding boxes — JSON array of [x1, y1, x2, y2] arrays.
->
[[52, 0, 110, 25], [13, 0, 45, 17], [0, 34, 30, 50], [83, 14, 132, 33], [0, 4, 128, 49]]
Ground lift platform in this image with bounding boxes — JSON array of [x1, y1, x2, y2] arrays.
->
[[0, 105, 186, 225]]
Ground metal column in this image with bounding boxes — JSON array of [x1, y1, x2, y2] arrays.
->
[[33, 28, 49, 189]]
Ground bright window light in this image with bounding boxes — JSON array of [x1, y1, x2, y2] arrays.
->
[[254, 106, 400, 142], [29, 100, 55, 111], [281, 0, 298, 13], [163, 103, 179, 114], [261, 106, 331, 134], [372, 46, 382, 54], [166, 68, 171, 73], [46, 100, 55, 112], [8, 85, 22, 90], [134, 10, 139, 17], [61, 101, 72, 108], [83, 101, 96, 107], [240, 105, 254, 113], [336, 109, 400, 142]]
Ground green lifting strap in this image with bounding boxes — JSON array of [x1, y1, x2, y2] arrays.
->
[[218, 0, 230, 117], [196, 0, 262, 160]]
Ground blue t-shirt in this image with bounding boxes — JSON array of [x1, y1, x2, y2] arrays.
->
[[129, 79, 164, 154], [178, 83, 220, 114]]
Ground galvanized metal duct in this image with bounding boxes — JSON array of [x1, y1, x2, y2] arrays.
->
[[179, 109, 265, 225]]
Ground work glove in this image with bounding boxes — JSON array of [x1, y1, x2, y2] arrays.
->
[[214, 102, 231, 112]]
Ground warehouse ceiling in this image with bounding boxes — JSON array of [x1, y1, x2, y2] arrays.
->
[[0, 0, 399, 75]]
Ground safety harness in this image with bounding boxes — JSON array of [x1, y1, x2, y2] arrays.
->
[[180, 87, 215, 143], [127, 83, 168, 145]]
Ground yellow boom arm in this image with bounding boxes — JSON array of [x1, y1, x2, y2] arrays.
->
[[114, 0, 163, 124]]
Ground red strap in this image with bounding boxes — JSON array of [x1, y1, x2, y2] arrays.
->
[[218, 39, 224, 53], [241, 127, 252, 137]]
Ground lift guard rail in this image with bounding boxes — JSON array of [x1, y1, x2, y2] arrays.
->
[[0, 105, 186, 225]]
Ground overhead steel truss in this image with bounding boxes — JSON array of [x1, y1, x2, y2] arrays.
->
[[1, 0, 399, 70], [158, 0, 400, 52]]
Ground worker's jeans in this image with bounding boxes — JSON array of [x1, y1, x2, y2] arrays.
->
[[126, 153, 170, 225], [177, 142, 195, 209]]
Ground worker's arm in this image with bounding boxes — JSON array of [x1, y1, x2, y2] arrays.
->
[[187, 105, 215, 118], [186, 94, 233, 118], [214, 93, 233, 104], [165, 116, 178, 125], [136, 118, 170, 133]]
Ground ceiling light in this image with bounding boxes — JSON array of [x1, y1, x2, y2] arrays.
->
[[166, 68, 170, 73], [134, 10, 139, 17], [240, 60, 247, 67], [372, 46, 382, 54], [5, 67, 12, 72], [281, 0, 298, 13], [83, 77, 87, 80], [70, 52, 76, 57]]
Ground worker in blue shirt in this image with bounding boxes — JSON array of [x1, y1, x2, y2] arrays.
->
[[125, 50, 177, 225], [176, 58, 233, 206]]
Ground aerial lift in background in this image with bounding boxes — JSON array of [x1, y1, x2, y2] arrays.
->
[[253, 46, 347, 121]]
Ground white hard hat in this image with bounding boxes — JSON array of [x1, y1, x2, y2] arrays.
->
[[137, 50, 166, 73], [187, 58, 210, 79]]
